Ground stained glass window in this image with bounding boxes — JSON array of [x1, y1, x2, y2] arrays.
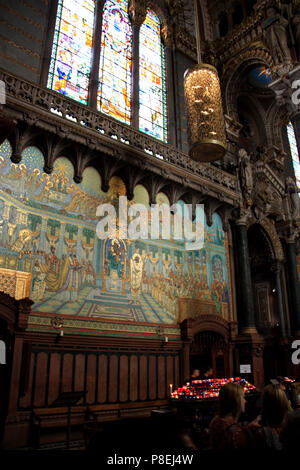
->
[[47, 0, 95, 105], [287, 122, 300, 191], [98, 0, 132, 124], [139, 10, 167, 142]]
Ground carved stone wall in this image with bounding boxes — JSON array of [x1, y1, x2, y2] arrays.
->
[[0, 0, 49, 82]]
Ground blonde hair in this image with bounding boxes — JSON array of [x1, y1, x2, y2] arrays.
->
[[218, 383, 244, 420], [262, 384, 292, 428]]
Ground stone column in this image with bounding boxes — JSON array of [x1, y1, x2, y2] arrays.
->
[[131, 23, 140, 130], [271, 261, 287, 337], [161, 23, 176, 146], [285, 240, 300, 335], [180, 319, 192, 383], [88, 0, 106, 109], [234, 221, 257, 334], [129, 1, 146, 130]]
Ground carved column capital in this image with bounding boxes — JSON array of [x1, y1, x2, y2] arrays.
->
[[161, 22, 174, 47], [232, 207, 252, 226], [129, 0, 147, 27]]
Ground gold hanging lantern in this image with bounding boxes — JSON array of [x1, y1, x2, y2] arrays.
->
[[184, 1, 227, 162]]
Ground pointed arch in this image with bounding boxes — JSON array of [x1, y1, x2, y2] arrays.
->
[[97, 0, 132, 124], [47, 0, 96, 104], [139, 9, 167, 142]]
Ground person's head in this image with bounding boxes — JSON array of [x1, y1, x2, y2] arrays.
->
[[218, 383, 245, 421], [280, 410, 300, 451], [261, 384, 292, 428], [191, 369, 200, 378], [204, 367, 213, 377]]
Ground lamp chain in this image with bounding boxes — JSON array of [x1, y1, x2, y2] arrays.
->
[[194, 0, 202, 64]]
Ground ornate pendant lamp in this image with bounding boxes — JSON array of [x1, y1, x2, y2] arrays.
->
[[184, 0, 227, 162]]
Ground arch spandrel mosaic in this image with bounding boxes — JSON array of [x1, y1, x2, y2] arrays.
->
[[0, 140, 232, 328]]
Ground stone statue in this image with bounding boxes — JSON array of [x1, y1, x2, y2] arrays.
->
[[263, 5, 292, 65], [285, 176, 300, 220], [238, 148, 253, 203]]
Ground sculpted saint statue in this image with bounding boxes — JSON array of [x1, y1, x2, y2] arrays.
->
[[263, 5, 292, 65], [238, 148, 253, 202]]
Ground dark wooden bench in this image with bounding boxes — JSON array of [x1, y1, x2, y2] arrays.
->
[[32, 405, 88, 448]]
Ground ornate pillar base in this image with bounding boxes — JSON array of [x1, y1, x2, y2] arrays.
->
[[240, 326, 258, 335], [234, 332, 265, 391]]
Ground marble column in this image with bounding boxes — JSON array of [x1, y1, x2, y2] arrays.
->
[[285, 241, 300, 335], [271, 261, 287, 337], [234, 222, 257, 333]]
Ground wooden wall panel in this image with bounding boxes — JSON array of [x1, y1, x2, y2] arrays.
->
[[175, 356, 180, 388], [17, 348, 180, 410], [119, 355, 128, 402], [98, 355, 107, 403], [166, 356, 174, 399], [129, 355, 138, 402], [33, 352, 48, 407], [158, 356, 165, 399], [74, 354, 85, 392], [61, 354, 73, 393], [86, 354, 97, 404], [149, 356, 156, 400], [19, 353, 34, 408], [108, 355, 118, 403], [47, 353, 61, 406], [139, 356, 147, 401]]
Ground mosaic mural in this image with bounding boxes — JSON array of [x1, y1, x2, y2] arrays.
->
[[0, 140, 231, 325]]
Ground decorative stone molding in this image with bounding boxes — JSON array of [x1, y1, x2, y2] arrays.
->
[[0, 69, 240, 207]]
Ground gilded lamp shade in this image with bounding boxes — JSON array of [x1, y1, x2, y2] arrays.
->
[[184, 64, 227, 162]]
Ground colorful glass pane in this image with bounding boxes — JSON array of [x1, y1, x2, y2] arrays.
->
[[98, 0, 132, 124], [287, 122, 300, 191], [139, 10, 167, 142], [47, 0, 95, 104]]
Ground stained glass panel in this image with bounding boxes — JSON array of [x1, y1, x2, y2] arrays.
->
[[287, 122, 300, 191], [139, 10, 167, 142], [98, 0, 132, 124], [47, 0, 95, 105]]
